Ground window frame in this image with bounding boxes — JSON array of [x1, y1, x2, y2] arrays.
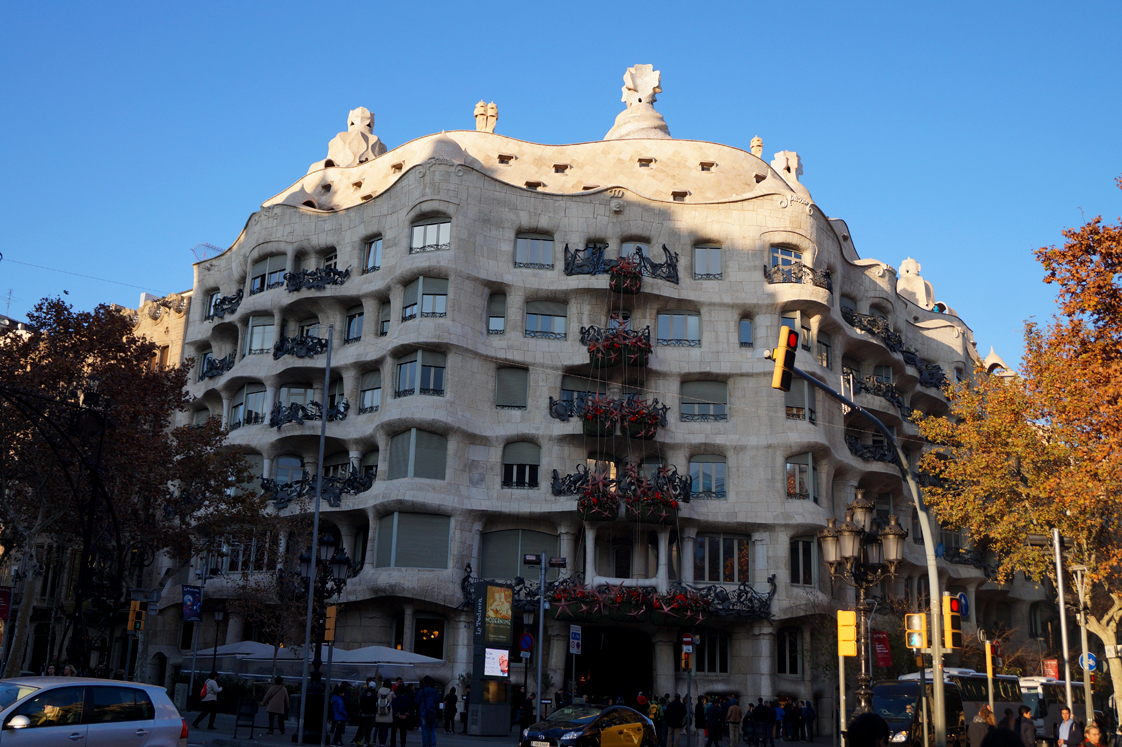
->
[[771, 246, 803, 268], [657, 310, 701, 346], [776, 626, 802, 675], [694, 533, 750, 584], [738, 318, 753, 348], [409, 219, 451, 254], [386, 428, 448, 480], [693, 245, 723, 281], [501, 442, 541, 489], [785, 453, 818, 501], [680, 381, 728, 422], [345, 306, 364, 343], [363, 237, 383, 274], [488, 293, 507, 335], [789, 538, 816, 586], [689, 455, 727, 500], [376, 512, 452, 568], [514, 234, 556, 269]]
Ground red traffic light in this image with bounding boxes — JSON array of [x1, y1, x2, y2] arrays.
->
[[947, 597, 961, 613], [787, 331, 799, 349]]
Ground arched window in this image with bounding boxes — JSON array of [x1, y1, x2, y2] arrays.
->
[[501, 442, 540, 488], [776, 627, 802, 675], [249, 255, 286, 294], [387, 429, 447, 480]]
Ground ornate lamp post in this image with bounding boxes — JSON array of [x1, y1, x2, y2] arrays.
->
[[210, 602, 227, 671], [818, 490, 908, 714], [298, 533, 350, 744]]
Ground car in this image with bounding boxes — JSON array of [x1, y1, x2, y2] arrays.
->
[[0, 676, 188, 746], [872, 679, 967, 747], [520, 704, 657, 747]]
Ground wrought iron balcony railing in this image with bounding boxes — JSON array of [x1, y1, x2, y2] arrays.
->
[[420, 311, 447, 319], [785, 406, 817, 424], [658, 338, 701, 347], [842, 308, 905, 353], [409, 242, 450, 254], [844, 434, 901, 466], [273, 335, 329, 360], [901, 350, 948, 389], [269, 399, 349, 428], [852, 375, 906, 411], [691, 490, 727, 500], [284, 266, 351, 292], [229, 411, 266, 431], [261, 465, 373, 510], [680, 410, 727, 422], [500, 479, 540, 490], [205, 290, 243, 321], [199, 352, 236, 381], [514, 261, 554, 270], [563, 243, 680, 284], [693, 272, 723, 281], [763, 262, 833, 292]]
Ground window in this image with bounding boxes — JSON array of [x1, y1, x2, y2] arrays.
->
[[776, 627, 802, 675], [817, 331, 832, 369], [192, 408, 210, 425], [690, 455, 727, 499], [359, 371, 381, 413], [782, 311, 811, 351], [480, 529, 559, 580], [680, 381, 727, 422], [561, 375, 604, 410], [609, 312, 631, 330], [420, 352, 446, 395], [320, 252, 338, 270], [790, 539, 815, 586], [363, 237, 383, 273], [785, 453, 818, 501], [379, 302, 391, 336], [277, 385, 313, 408], [842, 356, 862, 383], [873, 365, 893, 384], [249, 255, 287, 294], [230, 383, 266, 429], [693, 246, 723, 280], [694, 534, 749, 583], [345, 306, 364, 343], [785, 380, 816, 424], [376, 512, 451, 568], [275, 456, 303, 484], [622, 241, 649, 257], [180, 620, 196, 650], [361, 451, 378, 478], [840, 296, 857, 313], [410, 219, 451, 254], [402, 277, 448, 320], [657, 311, 700, 346], [205, 291, 221, 318], [488, 294, 506, 334], [297, 317, 321, 338], [387, 429, 447, 480], [327, 379, 345, 410], [875, 493, 894, 530], [228, 534, 276, 573], [694, 629, 730, 674], [496, 367, 529, 409], [771, 246, 802, 267], [413, 618, 445, 659], [502, 442, 541, 488], [397, 354, 417, 397], [198, 349, 214, 380], [11, 686, 85, 727], [515, 234, 555, 269], [322, 452, 350, 479], [149, 345, 169, 370], [738, 318, 753, 348], [525, 301, 567, 339], [245, 317, 275, 355]]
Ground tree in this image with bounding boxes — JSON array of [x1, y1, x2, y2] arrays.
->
[[917, 176, 1122, 702], [0, 298, 266, 674]]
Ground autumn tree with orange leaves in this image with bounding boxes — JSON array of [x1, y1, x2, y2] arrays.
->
[[918, 176, 1122, 699]]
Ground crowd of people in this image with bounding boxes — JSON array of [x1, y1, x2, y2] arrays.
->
[[691, 695, 817, 747], [851, 703, 1112, 747]]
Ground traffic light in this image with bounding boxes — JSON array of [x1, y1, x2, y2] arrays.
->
[[324, 605, 338, 642], [942, 595, 963, 649], [905, 613, 928, 649], [770, 326, 799, 392], [680, 651, 692, 671], [837, 610, 857, 657], [128, 600, 145, 633]]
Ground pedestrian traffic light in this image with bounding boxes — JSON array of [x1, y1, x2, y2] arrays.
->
[[837, 610, 857, 657], [681, 651, 691, 671], [769, 326, 799, 392], [324, 605, 338, 642], [128, 600, 145, 633], [942, 595, 963, 649], [905, 613, 927, 649]]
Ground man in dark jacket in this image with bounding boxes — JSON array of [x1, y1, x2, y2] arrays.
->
[[416, 677, 441, 747], [666, 695, 688, 747], [705, 699, 725, 747], [1015, 706, 1036, 747], [1057, 707, 1084, 747]]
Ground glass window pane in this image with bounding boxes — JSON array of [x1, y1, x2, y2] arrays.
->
[[657, 315, 670, 339], [707, 537, 720, 581], [694, 539, 705, 582], [722, 538, 735, 582], [802, 542, 813, 585], [14, 686, 85, 726], [687, 315, 699, 339]]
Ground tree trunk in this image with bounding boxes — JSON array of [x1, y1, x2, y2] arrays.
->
[[3, 572, 43, 677]]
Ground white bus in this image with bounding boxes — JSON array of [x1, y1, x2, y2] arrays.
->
[[900, 668, 1023, 724], [1018, 677, 1086, 744]]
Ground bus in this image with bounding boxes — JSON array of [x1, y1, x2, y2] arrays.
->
[[871, 679, 967, 747], [900, 669, 1024, 724], [1018, 677, 1086, 744]]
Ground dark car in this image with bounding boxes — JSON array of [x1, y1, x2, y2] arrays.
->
[[872, 680, 967, 747], [519, 704, 656, 747]]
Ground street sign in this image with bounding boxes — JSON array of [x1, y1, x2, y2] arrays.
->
[[520, 651, 531, 659], [520, 633, 534, 652], [681, 633, 694, 653], [569, 624, 581, 655], [957, 592, 970, 620], [1080, 652, 1097, 672]]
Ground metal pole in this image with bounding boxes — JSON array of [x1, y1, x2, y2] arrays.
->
[[322, 640, 335, 747], [1053, 529, 1074, 709], [1073, 566, 1094, 725], [868, 600, 879, 683], [838, 653, 846, 744], [298, 325, 334, 746], [188, 610, 201, 708], [795, 369, 947, 747], [855, 588, 872, 713], [985, 641, 994, 715], [686, 661, 692, 747], [536, 551, 545, 721], [920, 663, 929, 747], [211, 617, 221, 671]]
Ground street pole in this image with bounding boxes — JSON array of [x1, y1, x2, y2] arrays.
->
[[920, 663, 929, 747], [1053, 529, 1074, 709], [838, 654, 846, 747], [1072, 566, 1094, 725], [322, 639, 335, 747], [298, 325, 334, 746], [985, 641, 994, 715], [855, 587, 873, 712], [794, 368, 947, 747], [536, 549, 546, 721]]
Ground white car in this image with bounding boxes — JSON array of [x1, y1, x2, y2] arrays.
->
[[0, 677, 188, 746]]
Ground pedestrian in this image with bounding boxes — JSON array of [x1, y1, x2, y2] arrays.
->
[[374, 679, 394, 746], [847, 713, 890, 747], [805, 700, 817, 742], [785, 702, 799, 742], [391, 684, 413, 747], [666, 694, 687, 747], [1082, 725, 1103, 747], [461, 686, 471, 734], [1014, 706, 1036, 747], [416, 676, 441, 747], [969, 705, 996, 747], [443, 687, 458, 734], [658, 696, 669, 747], [751, 698, 770, 747], [706, 697, 725, 747], [774, 702, 785, 742], [1058, 708, 1084, 747], [356, 677, 379, 745], [519, 693, 536, 738], [727, 698, 742, 747], [263, 675, 290, 736], [191, 670, 222, 730], [696, 696, 709, 744], [999, 709, 1016, 731], [512, 686, 526, 731], [331, 684, 350, 746]]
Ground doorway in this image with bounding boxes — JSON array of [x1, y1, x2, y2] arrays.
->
[[571, 627, 652, 704]]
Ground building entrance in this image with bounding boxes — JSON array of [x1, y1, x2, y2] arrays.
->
[[571, 626, 652, 705]]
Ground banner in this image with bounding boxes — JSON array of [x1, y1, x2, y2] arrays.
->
[[182, 585, 202, 622], [0, 586, 11, 621], [1043, 658, 1059, 679], [872, 630, 893, 667], [483, 585, 513, 645]]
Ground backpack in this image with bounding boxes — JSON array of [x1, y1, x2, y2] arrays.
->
[[199, 683, 208, 699], [377, 689, 391, 717]]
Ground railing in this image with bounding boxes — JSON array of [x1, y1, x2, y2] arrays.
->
[[786, 488, 811, 500], [199, 352, 236, 381], [680, 411, 727, 422], [501, 480, 540, 489], [401, 311, 417, 322], [563, 243, 680, 284], [358, 403, 379, 415], [285, 267, 351, 292], [852, 375, 906, 411], [693, 272, 723, 281], [514, 262, 554, 270], [525, 330, 566, 340], [273, 335, 329, 360], [844, 434, 901, 466], [269, 399, 349, 428], [409, 242, 450, 254], [344, 336, 361, 344], [362, 265, 380, 275], [691, 490, 727, 500], [246, 348, 271, 356], [229, 411, 265, 431], [420, 311, 447, 319], [205, 290, 243, 321], [260, 465, 373, 510], [763, 262, 833, 292], [901, 350, 948, 389], [550, 462, 691, 503], [943, 547, 992, 576], [842, 308, 905, 353], [419, 387, 445, 397], [785, 406, 817, 424], [658, 338, 701, 347], [394, 388, 413, 398]]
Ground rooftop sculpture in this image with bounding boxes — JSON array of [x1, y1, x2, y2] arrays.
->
[[604, 64, 672, 141], [308, 106, 387, 172]]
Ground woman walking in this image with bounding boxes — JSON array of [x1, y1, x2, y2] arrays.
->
[[262, 676, 290, 735], [968, 705, 995, 747]]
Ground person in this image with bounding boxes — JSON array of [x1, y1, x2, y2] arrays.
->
[[62, 664, 77, 676], [647, 696, 663, 747], [1059, 707, 1085, 747], [847, 712, 890, 747], [1014, 705, 1036, 747], [706, 697, 725, 747], [752, 698, 770, 747], [443, 687, 458, 734], [666, 694, 688, 747], [696, 696, 709, 744], [658, 696, 669, 747], [331, 684, 350, 746], [1082, 724, 1103, 747], [511, 686, 526, 731], [969, 705, 996, 747], [356, 677, 379, 745], [520, 693, 536, 738], [774, 702, 785, 742], [461, 686, 470, 734], [416, 676, 441, 747], [374, 678, 394, 746], [263, 676, 290, 735], [802, 701, 816, 742], [192, 671, 222, 730], [391, 684, 413, 747], [786, 702, 799, 742], [999, 709, 1016, 731], [727, 698, 742, 747]]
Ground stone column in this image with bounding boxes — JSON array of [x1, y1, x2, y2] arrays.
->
[[221, 395, 231, 427], [264, 385, 277, 419], [471, 521, 484, 574], [653, 628, 676, 697], [348, 450, 362, 472], [262, 457, 273, 482], [656, 528, 671, 593], [751, 620, 777, 700], [752, 535, 770, 587], [632, 541, 648, 580], [402, 603, 415, 653], [547, 622, 567, 698], [558, 524, 578, 579], [584, 523, 598, 580], [680, 528, 697, 584], [225, 613, 245, 645]]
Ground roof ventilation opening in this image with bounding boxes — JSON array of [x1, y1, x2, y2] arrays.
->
[[525, 180, 544, 190], [754, 173, 766, 184], [352, 181, 363, 190], [700, 162, 716, 172], [391, 162, 404, 173], [581, 185, 600, 191], [638, 158, 655, 168], [553, 164, 570, 174], [671, 191, 688, 202], [361, 194, 374, 202], [302, 200, 317, 208], [498, 154, 515, 165], [320, 184, 332, 193], [324, 160, 336, 168]]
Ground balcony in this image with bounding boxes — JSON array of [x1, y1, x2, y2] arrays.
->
[[763, 262, 833, 292], [844, 434, 901, 466], [198, 352, 235, 381], [284, 267, 350, 293], [273, 335, 328, 360], [548, 395, 669, 439], [785, 406, 817, 424], [563, 243, 681, 284], [842, 308, 904, 352], [228, 411, 265, 431], [525, 330, 566, 340], [852, 375, 906, 411], [409, 242, 450, 255], [204, 290, 243, 321], [260, 465, 373, 510], [270, 399, 349, 428], [901, 350, 948, 389]]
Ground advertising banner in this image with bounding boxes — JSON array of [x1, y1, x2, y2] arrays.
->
[[182, 585, 202, 622], [1043, 658, 1060, 679], [872, 630, 893, 667], [484, 648, 510, 677], [483, 585, 513, 646]]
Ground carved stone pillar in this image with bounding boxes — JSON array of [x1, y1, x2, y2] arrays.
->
[[680, 528, 697, 584], [653, 628, 676, 697], [558, 524, 578, 579], [584, 523, 598, 580], [402, 603, 415, 653], [656, 528, 671, 593], [221, 395, 231, 427], [751, 620, 777, 700], [264, 385, 277, 419], [225, 613, 245, 645]]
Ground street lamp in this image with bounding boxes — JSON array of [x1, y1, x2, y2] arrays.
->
[[818, 490, 907, 714], [210, 602, 227, 671], [298, 534, 351, 744]]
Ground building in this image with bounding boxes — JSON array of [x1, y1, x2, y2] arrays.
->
[[149, 65, 1046, 718]]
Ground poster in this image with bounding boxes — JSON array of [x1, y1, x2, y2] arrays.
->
[[484, 585, 512, 645], [872, 630, 893, 667], [0, 587, 11, 621], [484, 647, 510, 678], [182, 585, 202, 622], [1043, 658, 1059, 679]]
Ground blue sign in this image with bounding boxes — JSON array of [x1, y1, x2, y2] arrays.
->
[[520, 633, 534, 652], [182, 585, 202, 622], [957, 592, 970, 620], [1079, 652, 1097, 672]]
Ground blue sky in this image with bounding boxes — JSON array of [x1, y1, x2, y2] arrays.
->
[[2, 1, 1119, 368]]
